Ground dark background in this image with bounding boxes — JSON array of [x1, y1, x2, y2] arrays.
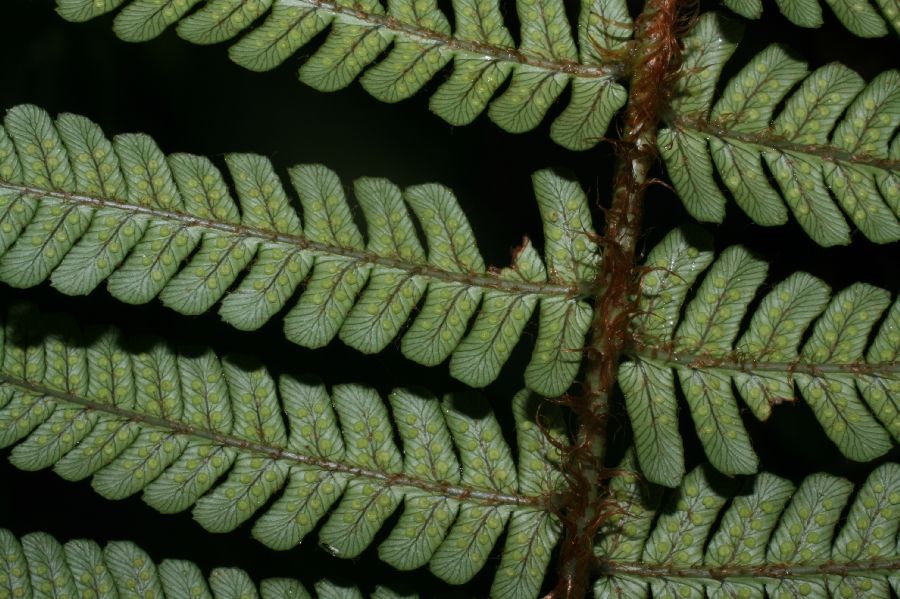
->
[[0, 0, 897, 596]]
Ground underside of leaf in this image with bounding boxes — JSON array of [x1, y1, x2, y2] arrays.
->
[[620, 227, 898, 486], [660, 13, 900, 247], [0, 301, 567, 598], [0, 104, 603, 396], [595, 456, 900, 598], [53, 0, 632, 150], [0, 527, 428, 599]]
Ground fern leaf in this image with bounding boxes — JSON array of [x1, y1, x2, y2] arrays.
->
[[621, 227, 898, 487], [49, 0, 630, 150], [595, 461, 900, 598], [722, 0, 897, 37], [0, 303, 566, 598], [0, 527, 421, 598], [490, 390, 566, 598], [524, 171, 598, 394], [660, 13, 900, 246], [0, 105, 602, 396]]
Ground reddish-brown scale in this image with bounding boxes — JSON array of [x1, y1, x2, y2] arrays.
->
[[545, 1, 688, 597]]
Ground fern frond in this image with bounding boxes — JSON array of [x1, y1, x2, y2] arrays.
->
[[595, 459, 900, 598], [660, 12, 900, 247], [0, 528, 419, 598], [51, 0, 632, 150], [0, 104, 602, 396], [722, 0, 899, 37], [0, 302, 566, 598], [619, 227, 898, 487]]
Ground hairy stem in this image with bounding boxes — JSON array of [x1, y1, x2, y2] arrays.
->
[[553, 1, 684, 596]]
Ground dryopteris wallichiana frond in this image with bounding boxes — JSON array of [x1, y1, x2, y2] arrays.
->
[[0, 301, 567, 598], [54, 0, 633, 151], [658, 12, 900, 246], [1, 297, 898, 599], [0, 527, 421, 598], [594, 454, 900, 598], [621, 226, 899, 488], [1, 0, 899, 597], [0, 103, 604, 398]]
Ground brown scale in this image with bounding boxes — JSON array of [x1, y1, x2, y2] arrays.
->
[[538, 2, 700, 597]]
